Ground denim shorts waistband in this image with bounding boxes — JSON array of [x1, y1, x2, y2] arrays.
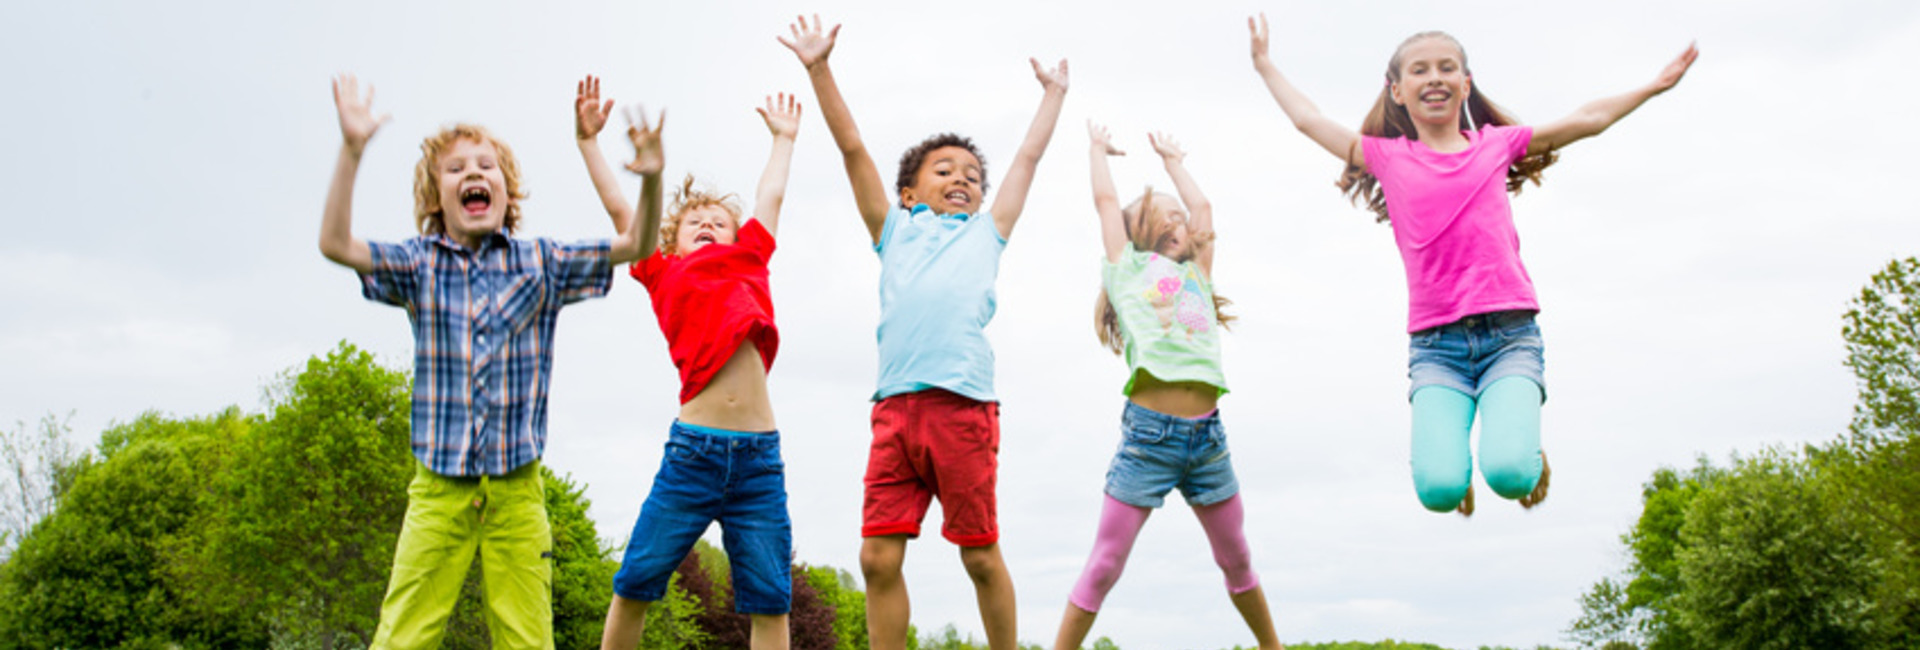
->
[[1122, 400, 1221, 430], [670, 420, 781, 445]]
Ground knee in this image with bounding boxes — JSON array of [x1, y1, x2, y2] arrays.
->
[[859, 541, 904, 582], [1483, 455, 1541, 500], [1412, 468, 1469, 512], [959, 545, 1007, 583]]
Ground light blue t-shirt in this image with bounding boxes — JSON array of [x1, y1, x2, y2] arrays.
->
[[873, 204, 1007, 401]]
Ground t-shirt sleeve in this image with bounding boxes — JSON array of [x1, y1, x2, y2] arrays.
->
[[1494, 125, 1533, 162], [874, 206, 904, 254], [1361, 135, 1393, 174], [359, 240, 419, 307], [630, 251, 667, 290], [542, 238, 614, 305], [740, 218, 776, 262]]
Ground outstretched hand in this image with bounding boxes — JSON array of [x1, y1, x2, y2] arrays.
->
[[1088, 121, 1124, 156], [757, 92, 802, 140], [624, 106, 665, 175], [1148, 132, 1186, 162], [575, 75, 614, 141], [331, 74, 390, 154], [1650, 42, 1700, 95], [779, 14, 840, 69], [1248, 13, 1271, 60], [1032, 58, 1069, 93]]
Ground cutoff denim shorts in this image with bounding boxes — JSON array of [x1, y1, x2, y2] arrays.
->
[[614, 421, 792, 615], [1407, 309, 1547, 401], [1104, 401, 1239, 509]]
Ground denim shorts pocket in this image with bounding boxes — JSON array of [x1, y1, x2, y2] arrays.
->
[[1411, 327, 1443, 348], [664, 438, 698, 463], [1121, 420, 1170, 445]]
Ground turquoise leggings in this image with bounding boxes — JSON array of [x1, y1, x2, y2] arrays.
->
[[1410, 377, 1543, 511]]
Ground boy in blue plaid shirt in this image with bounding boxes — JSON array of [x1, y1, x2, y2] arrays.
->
[[318, 75, 662, 649]]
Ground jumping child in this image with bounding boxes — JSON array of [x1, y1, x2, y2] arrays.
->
[[318, 75, 656, 649], [1247, 15, 1698, 514], [570, 76, 804, 650], [780, 14, 1068, 650], [1050, 124, 1283, 650]]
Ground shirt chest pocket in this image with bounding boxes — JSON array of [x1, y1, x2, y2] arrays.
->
[[495, 269, 546, 335]]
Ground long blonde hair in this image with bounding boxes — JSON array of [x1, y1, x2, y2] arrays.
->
[[1338, 31, 1559, 223], [1094, 187, 1235, 355]]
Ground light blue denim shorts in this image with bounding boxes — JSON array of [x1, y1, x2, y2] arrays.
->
[[1103, 401, 1239, 508], [1407, 310, 1547, 401]]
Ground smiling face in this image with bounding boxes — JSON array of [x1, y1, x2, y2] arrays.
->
[[1389, 35, 1472, 129], [671, 204, 739, 255], [899, 145, 985, 215], [432, 138, 511, 246]]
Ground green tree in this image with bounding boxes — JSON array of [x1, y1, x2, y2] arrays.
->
[[0, 412, 79, 561], [1670, 450, 1880, 648], [0, 409, 263, 649], [804, 565, 869, 650]]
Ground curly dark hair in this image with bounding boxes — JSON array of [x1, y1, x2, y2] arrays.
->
[[895, 132, 988, 200]]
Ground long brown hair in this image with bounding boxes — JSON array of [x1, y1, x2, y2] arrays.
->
[[1095, 187, 1235, 355], [1337, 31, 1559, 223]]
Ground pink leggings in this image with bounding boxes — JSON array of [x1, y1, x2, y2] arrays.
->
[[1067, 493, 1259, 613]]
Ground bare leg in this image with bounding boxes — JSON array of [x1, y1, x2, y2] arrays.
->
[[599, 594, 652, 650], [862, 535, 911, 650], [749, 613, 790, 650], [959, 543, 1019, 650], [1228, 586, 1285, 650], [1051, 602, 1098, 650]]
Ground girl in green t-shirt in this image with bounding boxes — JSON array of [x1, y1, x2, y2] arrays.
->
[[1049, 124, 1282, 650]]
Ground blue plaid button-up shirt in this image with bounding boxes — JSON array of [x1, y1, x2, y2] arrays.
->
[[361, 232, 612, 477]]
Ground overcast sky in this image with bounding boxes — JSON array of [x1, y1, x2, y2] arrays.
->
[[5, 1, 1918, 647]]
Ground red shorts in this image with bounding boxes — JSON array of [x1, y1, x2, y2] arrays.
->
[[862, 389, 1001, 547]]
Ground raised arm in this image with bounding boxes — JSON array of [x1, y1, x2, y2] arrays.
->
[[1529, 42, 1698, 155], [1248, 14, 1363, 167], [988, 58, 1069, 239], [1088, 122, 1129, 264], [780, 15, 890, 243], [751, 93, 802, 239], [574, 75, 639, 238], [1149, 132, 1214, 276], [319, 74, 388, 274], [608, 108, 664, 264]]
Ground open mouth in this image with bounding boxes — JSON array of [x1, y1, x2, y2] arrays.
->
[[460, 186, 492, 215], [694, 233, 716, 245], [1420, 88, 1451, 104], [945, 190, 970, 206]]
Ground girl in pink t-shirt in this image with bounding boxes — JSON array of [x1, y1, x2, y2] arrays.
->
[[1247, 16, 1697, 515]]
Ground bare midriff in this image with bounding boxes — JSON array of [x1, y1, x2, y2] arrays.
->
[[1126, 370, 1219, 419], [677, 339, 777, 432]]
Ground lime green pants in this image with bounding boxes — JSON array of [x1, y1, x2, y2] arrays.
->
[[370, 461, 553, 650]]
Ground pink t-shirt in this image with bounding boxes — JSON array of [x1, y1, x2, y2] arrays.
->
[[1362, 125, 1538, 333]]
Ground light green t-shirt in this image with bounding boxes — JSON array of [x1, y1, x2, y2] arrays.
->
[[1101, 245, 1227, 396]]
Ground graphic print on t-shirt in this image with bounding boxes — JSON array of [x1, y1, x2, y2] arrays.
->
[[1140, 253, 1210, 339]]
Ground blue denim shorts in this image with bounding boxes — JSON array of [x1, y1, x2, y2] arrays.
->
[[1103, 402, 1239, 508], [1407, 310, 1547, 401], [613, 421, 792, 614]]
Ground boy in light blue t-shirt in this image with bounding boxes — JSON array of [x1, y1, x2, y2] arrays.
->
[[781, 15, 1068, 650]]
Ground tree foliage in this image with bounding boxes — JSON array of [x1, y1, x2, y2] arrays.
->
[[0, 412, 79, 562]]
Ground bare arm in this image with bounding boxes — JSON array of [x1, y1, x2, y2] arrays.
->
[[608, 109, 664, 265], [574, 75, 637, 236], [781, 15, 890, 243], [1249, 14, 1363, 168], [1087, 122, 1128, 264], [989, 58, 1070, 239], [319, 74, 387, 274], [1530, 42, 1698, 155], [752, 93, 802, 239], [1150, 132, 1214, 277]]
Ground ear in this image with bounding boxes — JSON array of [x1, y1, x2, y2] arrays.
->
[[1388, 80, 1407, 107], [899, 187, 919, 209]]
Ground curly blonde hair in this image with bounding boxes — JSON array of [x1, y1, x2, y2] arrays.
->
[[410, 124, 527, 236], [1094, 187, 1235, 356], [1339, 31, 1559, 223], [658, 174, 743, 256]]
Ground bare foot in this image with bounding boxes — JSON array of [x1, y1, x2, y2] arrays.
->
[[1520, 452, 1551, 509]]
